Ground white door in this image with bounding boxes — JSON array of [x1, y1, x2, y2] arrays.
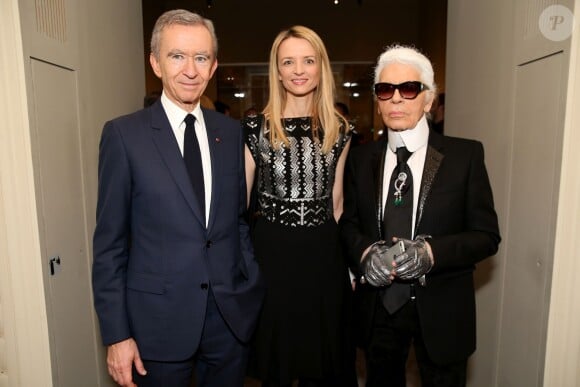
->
[[30, 58, 100, 386]]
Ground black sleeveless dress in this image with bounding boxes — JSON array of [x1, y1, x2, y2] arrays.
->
[[243, 115, 352, 385]]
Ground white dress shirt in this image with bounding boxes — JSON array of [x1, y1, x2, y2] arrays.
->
[[160, 92, 212, 225]]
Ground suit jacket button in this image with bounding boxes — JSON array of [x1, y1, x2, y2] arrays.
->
[[200, 283, 208, 290], [206, 240, 212, 248]]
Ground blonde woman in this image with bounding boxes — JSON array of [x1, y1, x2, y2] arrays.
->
[[243, 26, 353, 386]]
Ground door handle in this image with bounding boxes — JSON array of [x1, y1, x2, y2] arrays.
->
[[49, 256, 61, 276]]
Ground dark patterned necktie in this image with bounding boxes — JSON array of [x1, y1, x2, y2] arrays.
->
[[382, 146, 413, 314], [183, 114, 205, 220]]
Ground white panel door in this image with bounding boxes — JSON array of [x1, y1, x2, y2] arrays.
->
[[497, 52, 566, 387], [30, 58, 99, 386]]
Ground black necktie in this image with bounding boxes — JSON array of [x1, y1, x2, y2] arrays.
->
[[382, 146, 413, 314], [183, 114, 205, 220]]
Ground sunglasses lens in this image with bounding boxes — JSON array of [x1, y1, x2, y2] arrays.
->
[[374, 83, 394, 100], [399, 82, 422, 99], [375, 82, 426, 100]]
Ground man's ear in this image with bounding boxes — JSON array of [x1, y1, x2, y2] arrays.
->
[[150, 53, 162, 78], [424, 94, 434, 113], [209, 58, 218, 78]]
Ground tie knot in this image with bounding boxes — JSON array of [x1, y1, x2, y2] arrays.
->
[[396, 146, 412, 164], [185, 114, 196, 128]]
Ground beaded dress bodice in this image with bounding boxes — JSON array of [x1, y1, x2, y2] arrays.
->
[[244, 115, 350, 227]]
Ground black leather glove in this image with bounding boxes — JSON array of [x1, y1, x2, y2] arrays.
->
[[360, 241, 395, 287], [393, 235, 434, 281]]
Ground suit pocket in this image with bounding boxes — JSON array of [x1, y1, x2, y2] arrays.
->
[[424, 186, 465, 215], [127, 271, 165, 294]]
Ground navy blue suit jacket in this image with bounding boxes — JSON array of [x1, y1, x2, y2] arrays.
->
[[92, 101, 264, 361], [341, 130, 500, 364]]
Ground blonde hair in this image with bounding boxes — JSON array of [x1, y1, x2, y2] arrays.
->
[[263, 25, 348, 153]]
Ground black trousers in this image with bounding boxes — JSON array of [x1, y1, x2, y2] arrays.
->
[[133, 289, 249, 387], [365, 298, 467, 387]]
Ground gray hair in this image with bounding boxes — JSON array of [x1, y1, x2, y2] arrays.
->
[[374, 44, 436, 101], [150, 9, 218, 59]]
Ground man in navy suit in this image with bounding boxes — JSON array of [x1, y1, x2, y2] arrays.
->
[[340, 45, 500, 386], [92, 9, 264, 387]]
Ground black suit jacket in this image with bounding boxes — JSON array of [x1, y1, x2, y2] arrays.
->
[[340, 130, 500, 364], [92, 101, 265, 361]]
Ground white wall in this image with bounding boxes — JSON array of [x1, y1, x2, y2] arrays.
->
[[447, 0, 578, 386], [544, 0, 580, 384], [0, 1, 52, 385], [0, 0, 144, 385]]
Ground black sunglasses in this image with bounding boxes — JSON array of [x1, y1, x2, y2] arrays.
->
[[374, 81, 428, 100]]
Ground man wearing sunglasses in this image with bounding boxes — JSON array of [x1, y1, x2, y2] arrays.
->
[[340, 45, 500, 387]]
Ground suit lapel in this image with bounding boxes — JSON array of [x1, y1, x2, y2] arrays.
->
[[373, 137, 388, 237], [415, 132, 444, 233], [149, 102, 206, 227]]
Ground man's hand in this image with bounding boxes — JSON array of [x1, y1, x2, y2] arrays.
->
[[107, 338, 146, 386], [393, 235, 434, 281], [360, 241, 395, 287]]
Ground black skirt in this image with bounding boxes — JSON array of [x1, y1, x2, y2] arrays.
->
[[247, 217, 353, 385]]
